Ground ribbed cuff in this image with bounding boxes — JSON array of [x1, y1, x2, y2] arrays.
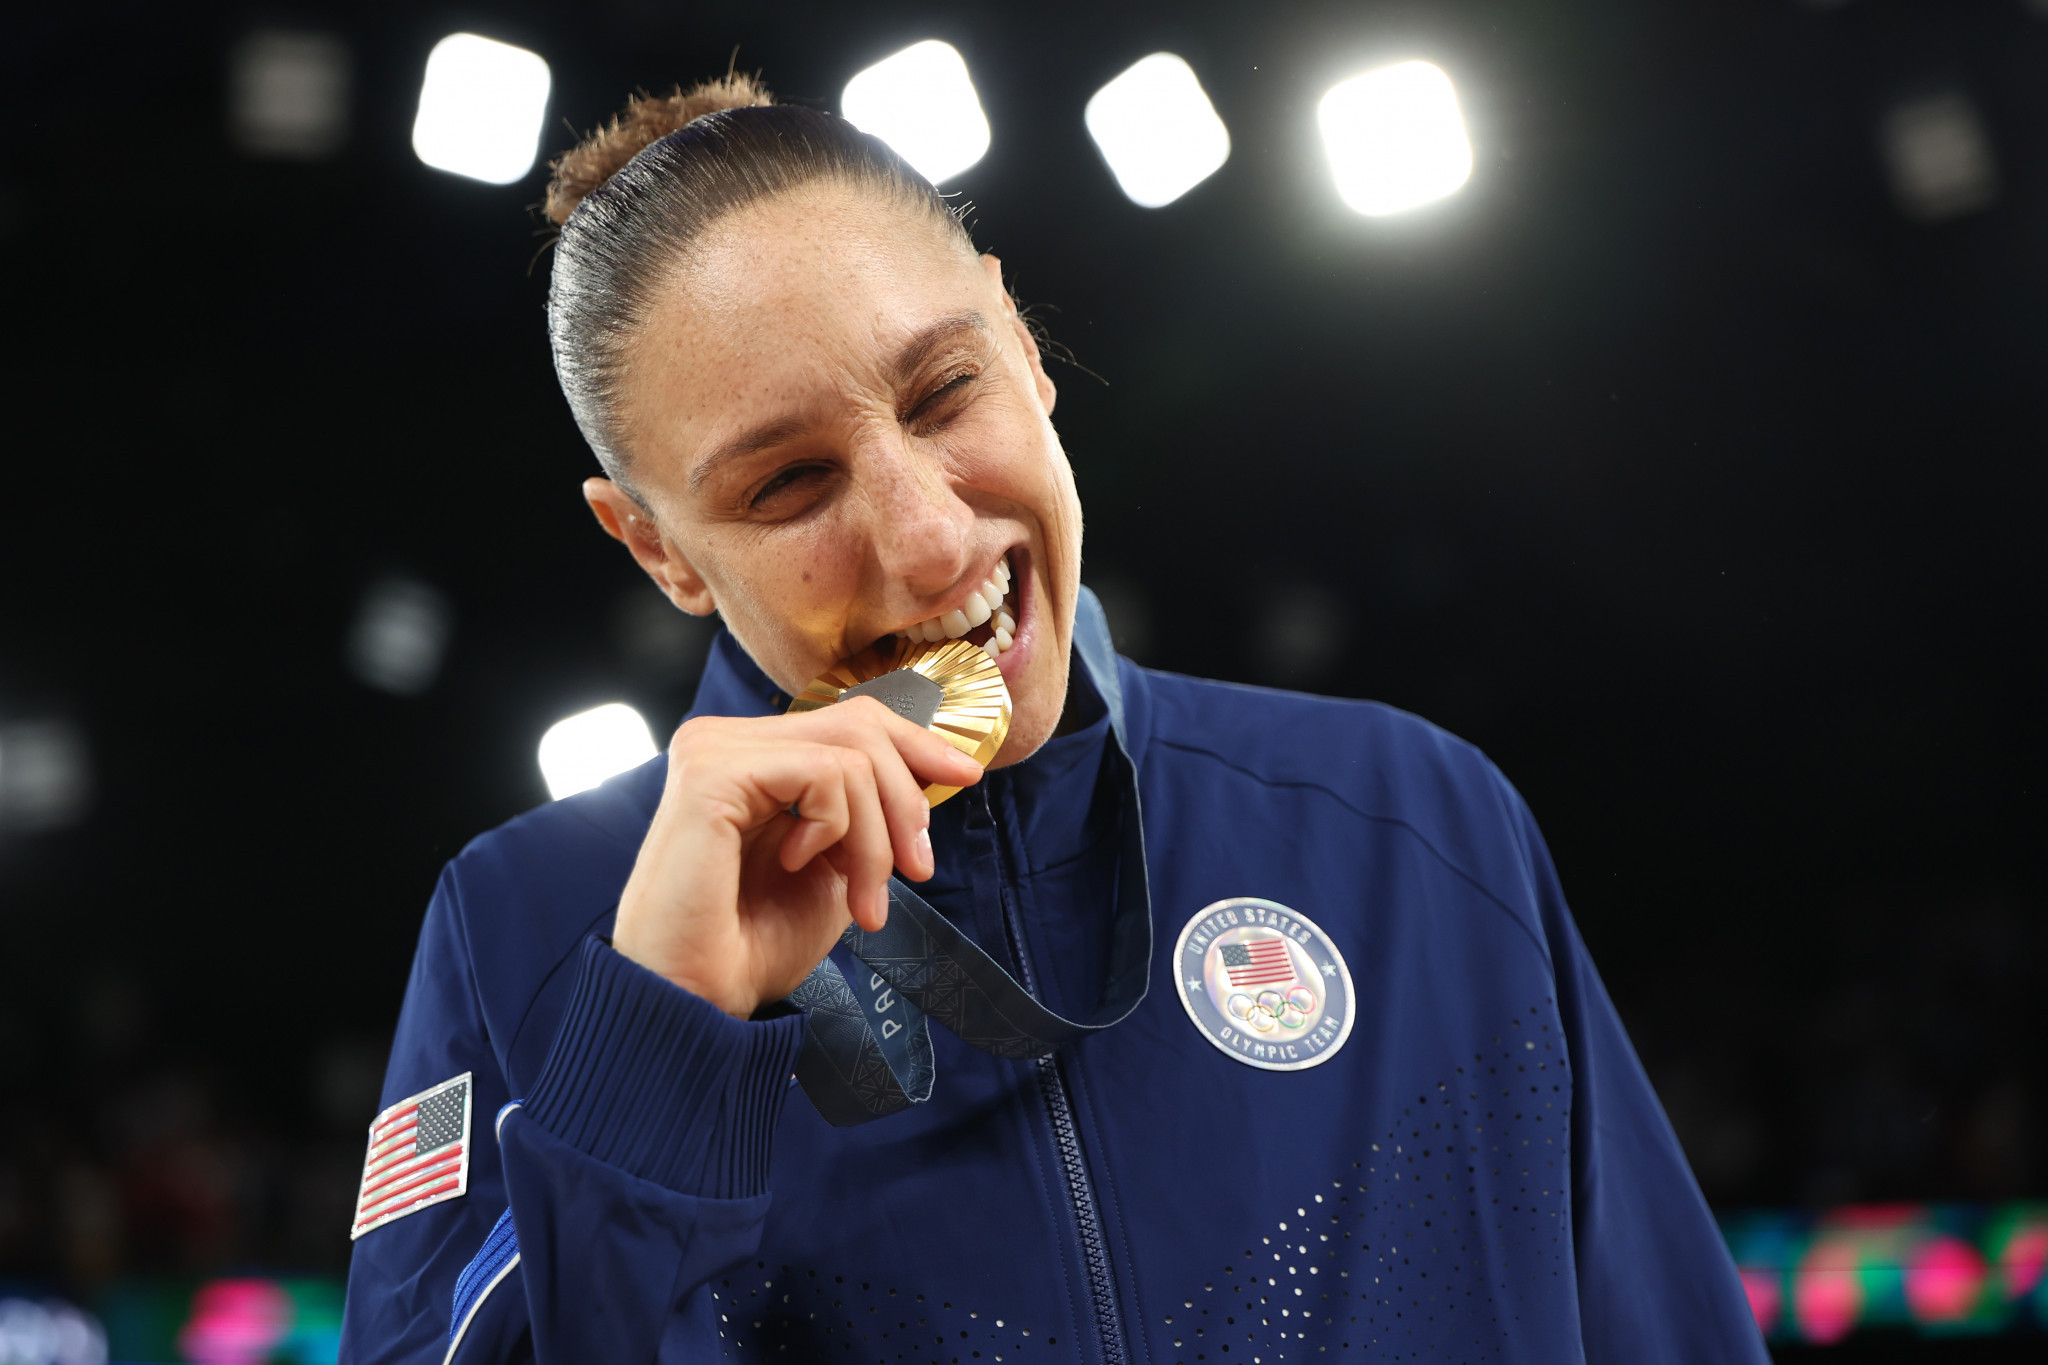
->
[[525, 935, 805, 1199]]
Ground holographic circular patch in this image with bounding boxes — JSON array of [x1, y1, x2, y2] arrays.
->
[[1172, 898, 1355, 1072]]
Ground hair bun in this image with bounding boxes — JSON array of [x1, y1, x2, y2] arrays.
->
[[544, 72, 775, 225]]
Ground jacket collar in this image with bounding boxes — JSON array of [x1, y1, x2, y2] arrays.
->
[[686, 629, 786, 722]]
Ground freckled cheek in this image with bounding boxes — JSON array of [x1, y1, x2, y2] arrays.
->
[[715, 531, 830, 630], [772, 531, 865, 636]]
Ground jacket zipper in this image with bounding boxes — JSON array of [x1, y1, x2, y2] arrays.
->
[[982, 784, 1130, 1365]]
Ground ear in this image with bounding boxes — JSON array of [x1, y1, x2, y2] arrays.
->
[[583, 478, 718, 616], [981, 253, 1056, 416]]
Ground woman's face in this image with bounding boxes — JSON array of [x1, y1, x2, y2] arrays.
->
[[587, 182, 1082, 766]]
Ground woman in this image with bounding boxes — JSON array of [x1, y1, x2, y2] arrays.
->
[[341, 73, 1765, 1365]]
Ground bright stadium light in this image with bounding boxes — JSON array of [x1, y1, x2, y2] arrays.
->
[[0, 719, 92, 832], [412, 33, 551, 184], [1084, 53, 1231, 208], [1879, 90, 1999, 223], [229, 30, 351, 159], [841, 40, 990, 184], [538, 703, 658, 800], [1317, 61, 1472, 216], [346, 576, 452, 696]]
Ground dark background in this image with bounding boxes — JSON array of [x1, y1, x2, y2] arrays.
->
[[1, 0, 2042, 1357]]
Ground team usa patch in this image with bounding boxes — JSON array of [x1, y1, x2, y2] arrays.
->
[[1173, 899, 1355, 1071], [351, 1072, 472, 1239]]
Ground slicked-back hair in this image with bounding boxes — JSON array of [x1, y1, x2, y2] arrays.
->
[[545, 86, 973, 495]]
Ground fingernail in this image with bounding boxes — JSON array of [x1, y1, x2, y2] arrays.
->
[[914, 827, 932, 872]]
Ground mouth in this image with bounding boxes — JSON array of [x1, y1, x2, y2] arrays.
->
[[889, 550, 1023, 667]]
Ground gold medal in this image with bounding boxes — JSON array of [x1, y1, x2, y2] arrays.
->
[[787, 638, 1012, 806]]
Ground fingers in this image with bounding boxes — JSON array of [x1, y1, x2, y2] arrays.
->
[[772, 753, 848, 871], [669, 700, 988, 937], [821, 845, 891, 934], [639, 704, 974, 1018], [804, 698, 980, 879], [774, 746, 894, 930], [801, 697, 986, 791], [827, 747, 894, 929], [834, 717, 938, 883]]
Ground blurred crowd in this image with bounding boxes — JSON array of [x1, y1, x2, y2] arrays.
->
[[0, 1002, 379, 1286]]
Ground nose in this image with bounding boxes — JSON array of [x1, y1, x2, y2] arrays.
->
[[858, 433, 975, 595]]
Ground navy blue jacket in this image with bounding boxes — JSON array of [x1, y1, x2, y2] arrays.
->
[[340, 629, 1766, 1365]]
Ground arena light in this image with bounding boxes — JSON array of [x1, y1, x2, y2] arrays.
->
[[0, 1295, 106, 1365], [412, 33, 551, 184], [1084, 53, 1230, 208], [1879, 90, 1999, 222], [346, 577, 452, 696], [538, 703, 658, 800], [1721, 1202, 2048, 1342], [229, 30, 350, 158], [1317, 61, 1472, 216], [0, 719, 92, 832], [841, 40, 990, 185]]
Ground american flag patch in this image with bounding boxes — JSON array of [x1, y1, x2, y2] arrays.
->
[[351, 1072, 472, 1239], [1221, 938, 1297, 989]]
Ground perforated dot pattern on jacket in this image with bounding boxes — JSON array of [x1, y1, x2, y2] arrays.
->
[[1163, 1007, 1573, 1363], [710, 1263, 1051, 1361]]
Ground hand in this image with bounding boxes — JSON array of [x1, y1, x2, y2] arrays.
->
[[610, 699, 984, 1018]]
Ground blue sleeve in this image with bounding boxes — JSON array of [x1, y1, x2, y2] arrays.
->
[[1496, 775, 1771, 1365], [340, 872, 806, 1365]]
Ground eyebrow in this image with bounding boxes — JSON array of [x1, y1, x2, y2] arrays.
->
[[686, 311, 991, 494], [688, 415, 808, 493], [888, 310, 989, 387]]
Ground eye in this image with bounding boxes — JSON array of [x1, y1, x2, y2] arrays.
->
[[750, 464, 828, 510], [906, 369, 977, 426]]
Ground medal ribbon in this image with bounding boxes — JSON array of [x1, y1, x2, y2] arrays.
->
[[788, 588, 1153, 1126]]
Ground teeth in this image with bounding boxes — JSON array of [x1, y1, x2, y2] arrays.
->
[[897, 554, 1020, 654]]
